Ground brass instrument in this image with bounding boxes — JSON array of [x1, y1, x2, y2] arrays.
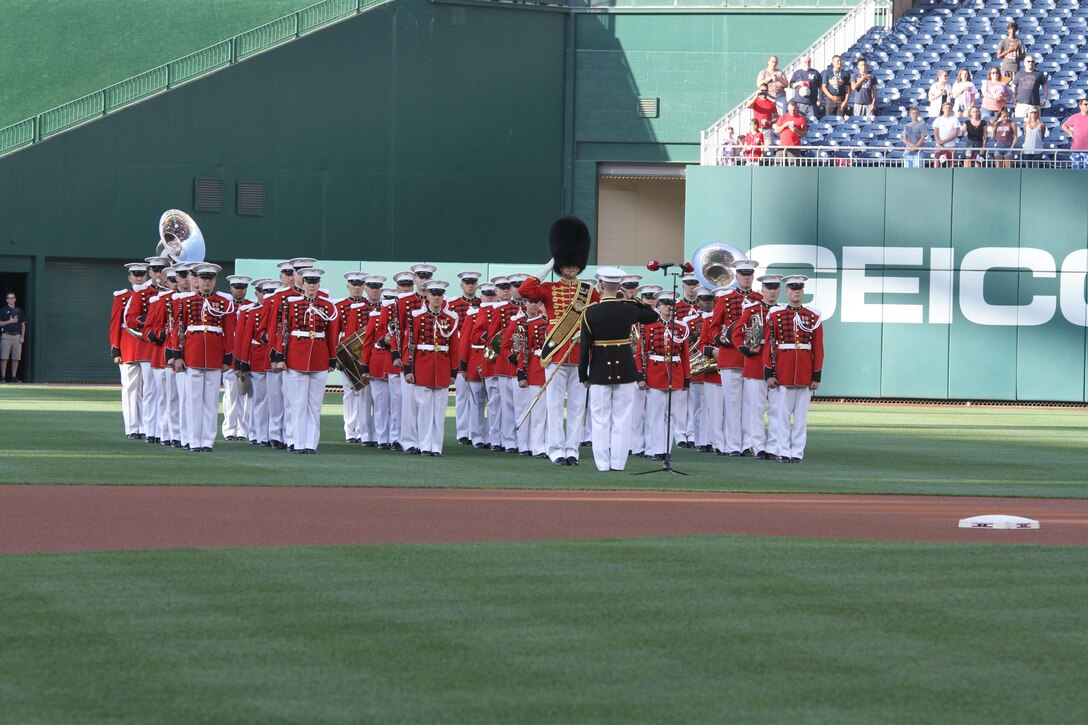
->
[[539, 280, 593, 366], [511, 320, 527, 358], [689, 336, 718, 377], [484, 330, 503, 362], [157, 210, 206, 263], [743, 310, 764, 349], [691, 242, 745, 291]]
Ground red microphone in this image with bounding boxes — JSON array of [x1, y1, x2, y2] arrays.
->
[[646, 260, 662, 271], [647, 261, 693, 273], [682, 262, 694, 273]]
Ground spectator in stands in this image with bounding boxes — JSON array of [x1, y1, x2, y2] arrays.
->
[[1061, 98, 1088, 151], [850, 58, 877, 118], [719, 127, 738, 166], [821, 55, 851, 117], [774, 100, 808, 164], [927, 70, 952, 119], [989, 108, 1019, 168], [932, 101, 963, 167], [962, 106, 988, 168], [748, 83, 778, 148], [743, 118, 767, 165], [996, 22, 1025, 81], [951, 68, 978, 118], [790, 56, 822, 118], [1021, 107, 1047, 167], [1012, 56, 1048, 119], [757, 56, 789, 115], [901, 106, 928, 168], [980, 67, 1010, 120]]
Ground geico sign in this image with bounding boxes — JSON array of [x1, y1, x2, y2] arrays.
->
[[749, 245, 1088, 327]]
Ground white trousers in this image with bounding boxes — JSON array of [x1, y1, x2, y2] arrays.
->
[[221, 369, 246, 439], [358, 384, 375, 443], [388, 372, 402, 444], [267, 369, 286, 445], [176, 367, 190, 447], [185, 367, 221, 449], [398, 371, 418, 449], [415, 385, 448, 454], [466, 379, 488, 445], [515, 383, 547, 454], [342, 385, 360, 440], [629, 386, 647, 454], [741, 377, 776, 455], [720, 367, 744, 453], [286, 369, 327, 451], [119, 362, 145, 435], [645, 388, 687, 457], [370, 378, 392, 445], [685, 382, 704, 445], [153, 368, 172, 442], [589, 383, 635, 471], [545, 364, 586, 462], [247, 372, 269, 443], [454, 372, 470, 440], [700, 383, 724, 451], [138, 362, 157, 438], [491, 376, 517, 450], [771, 386, 811, 460]]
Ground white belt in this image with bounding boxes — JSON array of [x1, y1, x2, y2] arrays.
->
[[290, 331, 325, 339], [471, 344, 485, 350], [416, 344, 449, 352], [778, 343, 811, 350], [533, 349, 542, 356], [186, 325, 222, 334], [648, 354, 680, 363], [251, 339, 262, 346]]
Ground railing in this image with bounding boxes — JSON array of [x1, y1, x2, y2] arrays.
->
[[0, 0, 388, 159], [713, 144, 1087, 169], [700, 0, 890, 165]]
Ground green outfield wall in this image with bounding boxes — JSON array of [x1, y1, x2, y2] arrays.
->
[[685, 166, 1088, 402]]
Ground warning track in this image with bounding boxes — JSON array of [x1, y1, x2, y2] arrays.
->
[[1, 485, 1086, 554]]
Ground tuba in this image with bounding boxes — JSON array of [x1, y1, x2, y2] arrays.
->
[[691, 242, 745, 291], [689, 336, 718, 377], [157, 210, 206, 264]]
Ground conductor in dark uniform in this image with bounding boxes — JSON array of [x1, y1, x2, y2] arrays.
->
[[579, 267, 660, 472]]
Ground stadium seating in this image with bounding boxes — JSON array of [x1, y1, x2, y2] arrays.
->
[[794, 0, 1088, 157]]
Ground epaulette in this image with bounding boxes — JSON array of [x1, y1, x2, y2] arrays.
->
[[398, 291, 414, 299], [369, 309, 382, 317], [350, 302, 368, 309], [216, 291, 233, 301], [411, 307, 427, 318], [114, 289, 128, 297], [381, 298, 397, 307], [150, 291, 170, 303], [466, 307, 479, 315], [742, 298, 761, 310], [510, 311, 526, 321], [769, 304, 788, 314], [319, 288, 330, 297], [287, 295, 304, 303], [175, 292, 195, 300]]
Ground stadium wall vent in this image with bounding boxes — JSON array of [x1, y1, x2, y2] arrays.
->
[[237, 182, 267, 216], [193, 177, 223, 213]]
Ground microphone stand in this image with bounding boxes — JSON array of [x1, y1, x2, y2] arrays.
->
[[635, 265, 688, 477]]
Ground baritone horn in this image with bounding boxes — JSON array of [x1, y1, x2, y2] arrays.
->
[[691, 242, 745, 290], [157, 210, 206, 263]]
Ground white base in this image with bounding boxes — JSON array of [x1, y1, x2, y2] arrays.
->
[[958, 514, 1040, 530]]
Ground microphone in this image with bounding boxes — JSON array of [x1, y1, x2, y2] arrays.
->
[[646, 261, 695, 273]]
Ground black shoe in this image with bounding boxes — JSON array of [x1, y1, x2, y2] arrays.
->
[[160, 439, 171, 446], [126, 433, 140, 440], [490, 444, 503, 452], [306, 449, 317, 455], [505, 447, 518, 454], [791, 457, 802, 463], [347, 438, 361, 444], [474, 442, 489, 449], [565, 456, 579, 466], [533, 453, 548, 460], [202, 446, 214, 452], [780, 455, 791, 463], [405, 447, 421, 455], [581, 441, 591, 448], [755, 451, 768, 460], [727, 451, 742, 457], [457, 437, 470, 445], [270, 440, 283, 449], [519, 450, 531, 457], [741, 449, 754, 457], [392, 442, 404, 452], [697, 445, 712, 453], [552, 457, 568, 466], [182, 444, 190, 450], [652, 454, 665, 461], [363, 441, 378, 448]]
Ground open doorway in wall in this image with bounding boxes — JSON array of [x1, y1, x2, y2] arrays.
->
[[0, 272, 28, 382], [596, 163, 685, 267]]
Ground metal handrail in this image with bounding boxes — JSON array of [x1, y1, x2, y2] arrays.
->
[[700, 0, 890, 165], [0, 0, 390, 159], [713, 142, 1086, 168]]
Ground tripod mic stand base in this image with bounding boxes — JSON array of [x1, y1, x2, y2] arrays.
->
[[632, 454, 688, 476]]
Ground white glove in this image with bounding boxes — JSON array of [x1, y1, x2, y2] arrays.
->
[[532, 259, 555, 280]]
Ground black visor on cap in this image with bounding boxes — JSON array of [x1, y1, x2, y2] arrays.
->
[[348, 279, 364, 285], [697, 294, 715, 300], [302, 276, 321, 283], [428, 289, 446, 295], [620, 282, 639, 289], [197, 272, 216, 279], [682, 279, 699, 285], [397, 279, 413, 286], [482, 290, 497, 296], [495, 283, 512, 289], [175, 270, 189, 278], [657, 299, 676, 306], [786, 283, 805, 289], [131, 270, 148, 276], [415, 271, 433, 279], [230, 283, 248, 289], [150, 266, 165, 272], [364, 282, 382, 289], [461, 277, 478, 284]]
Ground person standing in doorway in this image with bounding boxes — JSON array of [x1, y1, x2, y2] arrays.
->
[[0, 292, 27, 383]]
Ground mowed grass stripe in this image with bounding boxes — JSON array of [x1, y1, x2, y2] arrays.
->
[[1, 386, 1086, 496], [1, 537, 1086, 723]]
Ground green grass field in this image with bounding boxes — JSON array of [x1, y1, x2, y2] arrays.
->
[[1, 386, 1085, 497], [2, 537, 1087, 722], [0, 0, 319, 128]]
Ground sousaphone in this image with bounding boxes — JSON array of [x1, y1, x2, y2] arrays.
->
[[157, 210, 206, 264]]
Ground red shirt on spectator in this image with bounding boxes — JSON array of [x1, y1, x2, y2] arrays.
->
[[748, 96, 778, 129], [776, 113, 808, 147]]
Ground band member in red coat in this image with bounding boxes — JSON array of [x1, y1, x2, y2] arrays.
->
[[172, 263, 236, 452], [732, 275, 781, 459], [506, 298, 548, 458], [221, 275, 253, 442], [277, 267, 339, 454], [141, 266, 180, 446], [460, 282, 499, 449], [361, 285, 398, 449], [110, 262, 154, 439], [705, 259, 762, 456], [637, 292, 691, 461], [337, 271, 371, 444], [448, 270, 482, 445], [403, 281, 460, 456], [124, 256, 170, 442], [483, 276, 521, 452], [687, 287, 721, 454], [234, 278, 277, 446], [764, 275, 824, 463]]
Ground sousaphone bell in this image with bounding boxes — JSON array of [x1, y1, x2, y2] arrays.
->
[[157, 209, 206, 263]]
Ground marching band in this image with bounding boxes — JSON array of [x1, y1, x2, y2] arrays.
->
[[110, 220, 824, 466]]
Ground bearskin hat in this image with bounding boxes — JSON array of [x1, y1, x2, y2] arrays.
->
[[548, 216, 592, 274]]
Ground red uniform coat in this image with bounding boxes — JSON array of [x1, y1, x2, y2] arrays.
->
[[462, 302, 502, 381], [637, 319, 691, 390], [404, 306, 460, 388], [122, 285, 162, 362], [375, 292, 426, 363], [676, 296, 698, 321], [517, 276, 600, 365], [763, 304, 824, 387], [361, 304, 395, 380], [484, 301, 520, 377], [706, 288, 763, 369], [447, 296, 477, 325], [511, 314, 548, 386], [278, 296, 340, 373], [174, 292, 237, 369], [235, 303, 272, 374], [732, 299, 775, 381], [142, 290, 175, 369], [260, 287, 297, 354], [682, 310, 714, 384], [338, 298, 380, 340]]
